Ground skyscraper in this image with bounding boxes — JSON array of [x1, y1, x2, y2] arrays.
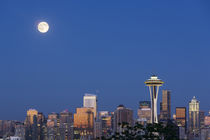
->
[[94, 120, 102, 139], [26, 109, 38, 125], [175, 107, 187, 131], [46, 112, 59, 140], [74, 107, 94, 139], [113, 105, 133, 132], [189, 96, 200, 136], [145, 75, 164, 123], [159, 90, 171, 121], [137, 101, 151, 124], [199, 111, 205, 129], [99, 111, 112, 138], [37, 112, 45, 140], [83, 94, 97, 119], [25, 109, 38, 140], [59, 110, 73, 140]]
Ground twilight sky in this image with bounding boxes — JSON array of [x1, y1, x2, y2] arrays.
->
[[0, 0, 210, 120]]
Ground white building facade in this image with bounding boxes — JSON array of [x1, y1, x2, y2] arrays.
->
[[83, 94, 97, 119]]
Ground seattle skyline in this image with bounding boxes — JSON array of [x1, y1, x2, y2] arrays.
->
[[1, 0, 210, 121]]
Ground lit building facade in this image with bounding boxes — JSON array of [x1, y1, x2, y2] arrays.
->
[[37, 112, 45, 140], [199, 111, 205, 129], [25, 109, 39, 140], [74, 107, 94, 140], [59, 110, 73, 140], [46, 112, 60, 140], [204, 111, 210, 126], [175, 107, 187, 131], [83, 94, 97, 119], [137, 101, 151, 124], [159, 90, 171, 121], [26, 109, 38, 125], [99, 111, 112, 138], [189, 96, 200, 136]]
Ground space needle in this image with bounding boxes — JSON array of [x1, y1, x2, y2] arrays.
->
[[145, 75, 164, 123]]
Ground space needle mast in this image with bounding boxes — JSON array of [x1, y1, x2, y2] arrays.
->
[[145, 75, 164, 123]]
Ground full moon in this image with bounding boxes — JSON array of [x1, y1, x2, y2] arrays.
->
[[37, 21, 49, 33]]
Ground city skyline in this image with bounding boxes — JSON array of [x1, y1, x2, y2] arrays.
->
[[1, 0, 210, 121], [0, 77, 208, 121], [0, 92, 208, 139], [0, 90, 206, 122]]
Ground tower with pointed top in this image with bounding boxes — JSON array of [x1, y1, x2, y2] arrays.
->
[[189, 96, 200, 136], [145, 75, 164, 123]]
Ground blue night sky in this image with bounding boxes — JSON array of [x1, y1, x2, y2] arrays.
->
[[0, 0, 210, 120]]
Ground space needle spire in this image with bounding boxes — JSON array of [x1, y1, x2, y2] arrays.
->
[[145, 75, 164, 123]]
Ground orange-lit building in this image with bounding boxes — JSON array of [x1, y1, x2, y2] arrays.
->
[[46, 112, 60, 140], [175, 107, 186, 129], [25, 109, 39, 139], [74, 107, 94, 128], [159, 90, 171, 121], [48, 112, 58, 121], [26, 109, 38, 125], [74, 107, 94, 139], [47, 112, 58, 128]]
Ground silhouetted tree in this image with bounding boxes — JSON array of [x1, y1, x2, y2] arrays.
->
[[106, 121, 179, 140]]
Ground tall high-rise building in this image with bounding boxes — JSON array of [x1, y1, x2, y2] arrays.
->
[[160, 90, 171, 121], [175, 107, 187, 131], [99, 111, 112, 138], [25, 109, 38, 140], [113, 105, 133, 132], [137, 101, 151, 124], [37, 112, 45, 140], [199, 111, 205, 129], [74, 107, 94, 139], [46, 112, 60, 140], [83, 94, 97, 119], [145, 75, 164, 123], [94, 120, 102, 139], [59, 110, 73, 140], [47, 112, 58, 128], [189, 96, 200, 136], [26, 109, 38, 125]]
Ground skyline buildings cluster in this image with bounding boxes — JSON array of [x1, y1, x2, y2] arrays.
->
[[1, 0, 210, 128], [0, 76, 210, 140]]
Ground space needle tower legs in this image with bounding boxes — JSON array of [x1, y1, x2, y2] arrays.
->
[[145, 75, 164, 123]]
